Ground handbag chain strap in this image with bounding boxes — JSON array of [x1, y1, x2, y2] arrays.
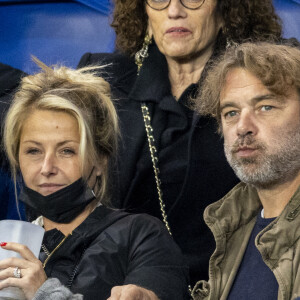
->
[[141, 102, 193, 296], [141, 102, 172, 236]]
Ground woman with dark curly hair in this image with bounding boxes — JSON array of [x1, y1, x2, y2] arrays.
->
[[78, 0, 296, 288]]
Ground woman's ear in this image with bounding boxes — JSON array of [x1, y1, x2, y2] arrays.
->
[[147, 21, 153, 38], [95, 166, 102, 177]]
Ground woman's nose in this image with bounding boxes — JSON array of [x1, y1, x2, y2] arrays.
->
[[167, 0, 187, 18], [40, 154, 58, 176], [236, 111, 258, 137]]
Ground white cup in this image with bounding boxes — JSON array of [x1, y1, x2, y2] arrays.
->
[[0, 220, 45, 300]]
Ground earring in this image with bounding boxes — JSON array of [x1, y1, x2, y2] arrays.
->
[[135, 33, 152, 75]]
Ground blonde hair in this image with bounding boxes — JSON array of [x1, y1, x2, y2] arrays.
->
[[195, 42, 300, 131], [4, 58, 119, 206]]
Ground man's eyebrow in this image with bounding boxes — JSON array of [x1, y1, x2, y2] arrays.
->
[[220, 94, 279, 111], [219, 102, 237, 112], [250, 94, 278, 104]]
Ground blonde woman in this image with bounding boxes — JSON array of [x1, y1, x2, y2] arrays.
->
[[0, 61, 189, 300]]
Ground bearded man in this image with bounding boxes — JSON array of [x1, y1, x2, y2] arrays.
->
[[192, 42, 300, 300]]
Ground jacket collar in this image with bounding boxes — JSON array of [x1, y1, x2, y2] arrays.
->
[[204, 182, 261, 239], [205, 182, 300, 264], [42, 206, 130, 250], [256, 186, 300, 265]]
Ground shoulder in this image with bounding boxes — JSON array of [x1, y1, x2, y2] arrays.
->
[[90, 207, 174, 247], [77, 52, 137, 84], [0, 63, 26, 96], [96, 206, 169, 236]]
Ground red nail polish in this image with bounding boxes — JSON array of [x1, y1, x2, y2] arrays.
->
[[0, 242, 7, 247]]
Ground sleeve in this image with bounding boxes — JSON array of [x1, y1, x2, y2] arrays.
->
[[33, 278, 83, 300], [124, 215, 190, 300]]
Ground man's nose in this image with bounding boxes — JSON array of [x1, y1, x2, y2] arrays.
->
[[236, 111, 258, 138]]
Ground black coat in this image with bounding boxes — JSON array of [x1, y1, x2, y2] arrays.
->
[[0, 63, 26, 220], [41, 205, 189, 300], [78, 44, 239, 285], [0, 63, 26, 169]]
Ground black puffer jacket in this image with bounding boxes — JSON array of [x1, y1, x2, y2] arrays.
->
[[40, 205, 190, 300]]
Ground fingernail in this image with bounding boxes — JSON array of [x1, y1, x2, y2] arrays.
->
[[0, 242, 7, 247]]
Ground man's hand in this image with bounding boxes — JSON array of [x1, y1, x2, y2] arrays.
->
[[107, 284, 159, 300]]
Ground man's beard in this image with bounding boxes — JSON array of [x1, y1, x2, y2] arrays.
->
[[224, 127, 300, 189]]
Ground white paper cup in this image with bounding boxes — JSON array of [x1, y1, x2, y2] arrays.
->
[[0, 220, 45, 300]]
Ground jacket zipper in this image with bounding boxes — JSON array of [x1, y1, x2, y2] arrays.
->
[[43, 234, 71, 268]]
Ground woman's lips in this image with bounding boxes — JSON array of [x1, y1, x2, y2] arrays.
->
[[38, 183, 65, 194], [165, 27, 191, 35]]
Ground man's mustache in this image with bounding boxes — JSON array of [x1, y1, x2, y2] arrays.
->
[[230, 135, 266, 153]]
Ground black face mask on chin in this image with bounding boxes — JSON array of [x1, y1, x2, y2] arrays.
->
[[19, 178, 96, 223]]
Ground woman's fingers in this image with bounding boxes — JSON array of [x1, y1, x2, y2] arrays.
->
[[0, 266, 24, 280], [0, 242, 38, 261], [0, 276, 23, 290], [0, 261, 47, 299], [0, 257, 31, 270], [0, 242, 47, 299]]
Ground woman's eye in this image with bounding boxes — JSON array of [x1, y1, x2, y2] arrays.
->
[[61, 148, 76, 156], [26, 148, 40, 155]]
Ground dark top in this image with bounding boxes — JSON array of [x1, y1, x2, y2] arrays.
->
[[78, 42, 239, 285], [228, 211, 278, 299], [40, 205, 189, 300], [0, 62, 26, 169], [0, 63, 26, 220]]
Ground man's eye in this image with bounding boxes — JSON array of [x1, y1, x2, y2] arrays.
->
[[261, 105, 273, 111], [224, 111, 238, 118]]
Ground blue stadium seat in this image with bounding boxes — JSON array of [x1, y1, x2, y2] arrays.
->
[[0, 0, 299, 74], [274, 0, 300, 40], [0, 0, 115, 74]]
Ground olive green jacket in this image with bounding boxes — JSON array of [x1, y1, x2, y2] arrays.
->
[[192, 182, 300, 300]]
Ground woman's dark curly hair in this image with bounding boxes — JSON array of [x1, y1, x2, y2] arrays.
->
[[111, 0, 282, 56]]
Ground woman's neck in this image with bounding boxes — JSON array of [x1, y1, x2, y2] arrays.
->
[[42, 199, 97, 236], [166, 46, 214, 100]]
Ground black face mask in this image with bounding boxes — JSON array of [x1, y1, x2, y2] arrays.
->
[[19, 178, 96, 223]]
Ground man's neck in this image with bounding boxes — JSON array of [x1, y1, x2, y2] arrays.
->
[[257, 172, 300, 218]]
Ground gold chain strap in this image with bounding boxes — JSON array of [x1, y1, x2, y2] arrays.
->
[[141, 102, 193, 296], [141, 102, 172, 236]]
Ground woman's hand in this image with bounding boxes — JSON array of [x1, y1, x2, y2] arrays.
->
[[108, 284, 159, 300], [0, 242, 47, 300]]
